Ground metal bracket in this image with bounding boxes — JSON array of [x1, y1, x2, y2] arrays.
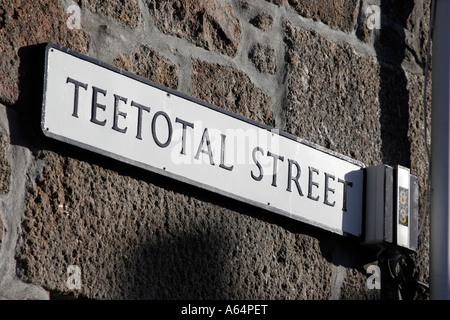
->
[[363, 164, 418, 252]]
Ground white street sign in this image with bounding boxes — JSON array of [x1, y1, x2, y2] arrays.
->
[[42, 43, 365, 237]]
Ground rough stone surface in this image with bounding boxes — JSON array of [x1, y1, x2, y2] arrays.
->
[[250, 12, 273, 31], [284, 21, 419, 169], [284, 23, 383, 166], [0, 0, 90, 106], [356, 0, 431, 69], [147, 0, 241, 57], [115, 46, 179, 89], [192, 60, 274, 126], [284, 21, 431, 299], [405, 71, 431, 297], [357, 2, 413, 66], [77, 0, 143, 28], [249, 43, 276, 74], [17, 150, 346, 299], [405, 0, 432, 68], [0, 133, 10, 194], [267, 0, 360, 32]]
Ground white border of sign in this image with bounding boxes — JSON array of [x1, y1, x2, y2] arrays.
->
[[41, 43, 365, 237]]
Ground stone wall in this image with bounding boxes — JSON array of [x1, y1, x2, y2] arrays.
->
[[0, 0, 431, 300]]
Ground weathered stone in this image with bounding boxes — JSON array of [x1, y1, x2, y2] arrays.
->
[[284, 22, 430, 299], [0, 0, 90, 106], [341, 267, 381, 299], [0, 215, 2, 247], [267, 0, 359, 32], [115, 46, 179, 89], [78, 0, 143, 28], [249, 44, 276, 74], [250, 12, 273, 31], [356, 0, 430, 69], [377, 62, 412, 167], [147, 0, 241, 57], [17, 149, 338, 299], [405, 71, 431, 298], [284, 22, 382, 166], [192, 60, 274, 126], [355, 3, 376, 44], [0, 6, 7, 29], [355, 1, 414, 46], [405, 0, 432, 68], [0, 133, 10, 194]]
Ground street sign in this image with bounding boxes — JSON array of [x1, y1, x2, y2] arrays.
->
[[41, 43, 365, 237]]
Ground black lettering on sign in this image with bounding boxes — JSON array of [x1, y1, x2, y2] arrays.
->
[[267, 151, 284, 187], [62, 73, 359, 221], [195, 128, 214, 165], [324, 173, 336, 207], [112, 94, 128, 134], [151, 111, 172, 148], [338, 178, 353, 212], [66, 77, 88, 118], [219, 134, 234, 171], [175, 117, 194, 155], [286, 159, 303, 196], [307, 166, 320, 201], [131, 101, 150, 140], [91, 86, 107, 126], [251, 147, 264, 181]]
